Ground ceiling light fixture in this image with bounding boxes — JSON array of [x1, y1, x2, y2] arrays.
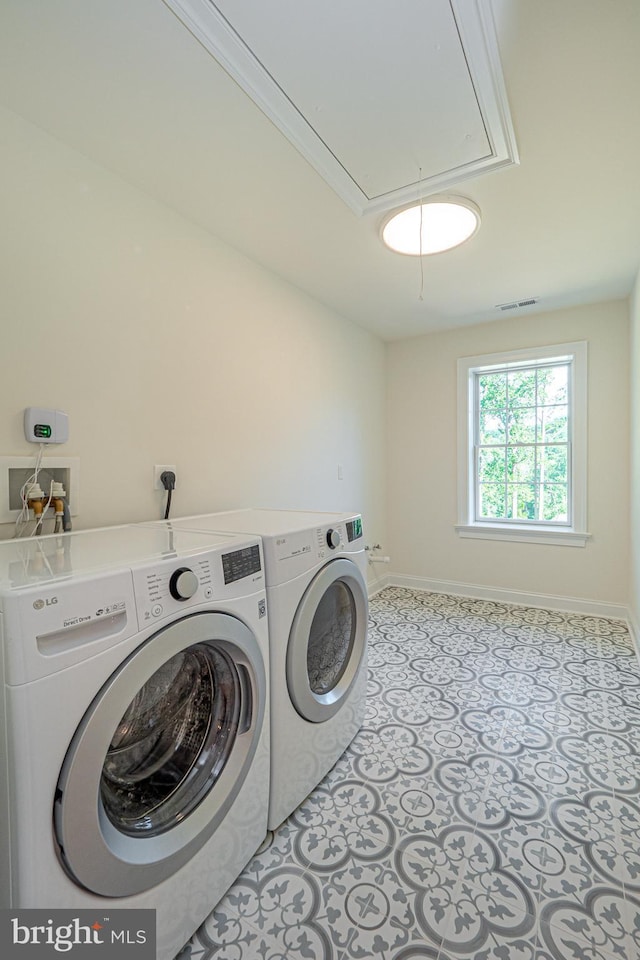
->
[[381, 196, 481, 256]]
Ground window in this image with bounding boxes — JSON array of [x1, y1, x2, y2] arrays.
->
[[457, 342, 589, 546]]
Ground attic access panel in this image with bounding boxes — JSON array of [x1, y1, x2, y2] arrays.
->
[[162, 0, 518, 216]]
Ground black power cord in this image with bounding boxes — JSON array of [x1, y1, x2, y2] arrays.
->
[[160, 470, 176, 520]]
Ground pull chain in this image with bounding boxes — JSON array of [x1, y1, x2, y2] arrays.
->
[[418, 167, 424, 301]]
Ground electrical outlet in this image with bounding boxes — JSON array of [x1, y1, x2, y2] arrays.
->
[[154, 465, 177, 491]]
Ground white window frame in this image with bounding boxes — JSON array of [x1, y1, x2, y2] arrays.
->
[[456, 341, 590, 547]]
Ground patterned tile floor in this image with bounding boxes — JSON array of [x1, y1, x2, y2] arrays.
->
[[177, 586, 640, 960]]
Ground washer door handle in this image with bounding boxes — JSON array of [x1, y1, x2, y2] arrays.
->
[[237, 663, 253, 735]]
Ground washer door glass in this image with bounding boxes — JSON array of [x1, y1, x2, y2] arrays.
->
[[54, 611, 265, 898], [287, 558, 367, 723], [102, 643, 240, 837]]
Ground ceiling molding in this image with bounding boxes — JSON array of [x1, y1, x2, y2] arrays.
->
[[162, 0, 519, 217]]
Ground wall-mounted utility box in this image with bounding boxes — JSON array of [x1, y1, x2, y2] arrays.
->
[[0, 456, 80, 524], [24, 407, 69, 444]]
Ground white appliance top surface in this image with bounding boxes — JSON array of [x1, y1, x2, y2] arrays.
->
[[0, 523, 256, 590], [166, 509, 360, 538]]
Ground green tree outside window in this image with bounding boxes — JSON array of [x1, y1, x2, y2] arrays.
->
[[476, 363, 569, 523]]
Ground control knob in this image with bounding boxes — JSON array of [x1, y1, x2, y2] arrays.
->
[[169, 567, 199, 601], [326, 528, 341, 549]]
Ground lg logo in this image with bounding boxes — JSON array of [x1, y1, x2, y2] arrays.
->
[[33, 597, 58, 610]]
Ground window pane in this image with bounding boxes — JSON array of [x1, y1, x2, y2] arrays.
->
[[508, 369, 536, 406], [537, 365, 568, 405], [479, 372, 506, 409], [539, 405, 567, 442], [541, 446, 567, 484], [506, 484, 537, 520], [540, 484, 568, 522], [506, 446, 536, 484], [478, 484, 506, 519], [465, 344, 583, 534], [507, 406, 536, 444], [478, 447, 505, 484], [479, 410, 506, 444]]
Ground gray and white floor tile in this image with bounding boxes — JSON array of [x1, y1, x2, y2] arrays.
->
[[177, 586, 640, 960]]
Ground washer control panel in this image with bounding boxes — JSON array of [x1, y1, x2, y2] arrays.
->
[[222, 543, 262, 584], [132, 539, 264, 624], [135, 556, 214, 623], [169, 567, 199, 601]]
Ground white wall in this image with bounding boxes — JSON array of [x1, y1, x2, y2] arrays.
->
[[0, 107, 386, 561], [387, 302, 630, 609], [630, 269, 640, 633]]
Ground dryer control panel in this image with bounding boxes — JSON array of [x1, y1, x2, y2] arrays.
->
[[316, 525, 345, 558], [272, 518, 364, 574], [346, 517, 363, 542]]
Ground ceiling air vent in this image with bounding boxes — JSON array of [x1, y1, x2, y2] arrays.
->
[[496, 297, 540, 311]]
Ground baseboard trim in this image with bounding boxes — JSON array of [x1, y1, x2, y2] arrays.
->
[[386, 572, 629, 622], [367, 571, 391, 598]]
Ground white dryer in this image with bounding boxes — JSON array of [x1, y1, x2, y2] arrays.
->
[[157, 510, 368, 830], [0, 524, 269, 960]]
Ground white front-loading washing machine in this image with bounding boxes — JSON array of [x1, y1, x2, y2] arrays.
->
[[152, 510, 368, 830], [0, 523, 269, 960]]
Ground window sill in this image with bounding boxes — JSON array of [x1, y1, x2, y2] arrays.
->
[[455, 524, 591, 547]]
